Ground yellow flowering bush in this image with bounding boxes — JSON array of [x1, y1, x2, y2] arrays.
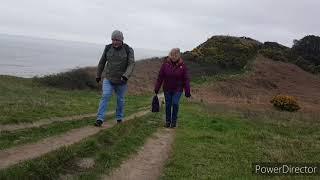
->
[[270, 95, 300, 112]]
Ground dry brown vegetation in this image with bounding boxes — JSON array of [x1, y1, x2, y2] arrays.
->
[[192, 55, 320, 114]]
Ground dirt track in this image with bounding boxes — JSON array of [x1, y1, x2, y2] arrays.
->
[[103, 128, 175, 180], [0, 110, 150, 169]]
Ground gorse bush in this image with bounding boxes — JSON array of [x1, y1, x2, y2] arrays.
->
[[191, 36, 260, 70], [270, 95, 300, 112], [33, 67, 98, 90]]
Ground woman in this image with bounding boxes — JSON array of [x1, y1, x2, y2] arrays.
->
[[154, 48, 191, 128]]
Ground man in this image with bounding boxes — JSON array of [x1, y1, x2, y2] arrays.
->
[[95, 30, 135, 127]]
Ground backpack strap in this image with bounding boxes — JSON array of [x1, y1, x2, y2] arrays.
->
[[104, 44, 112, 55], [123, 43, 130, 60]]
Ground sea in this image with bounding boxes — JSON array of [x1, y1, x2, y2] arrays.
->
[[0, 34, 166, 77]]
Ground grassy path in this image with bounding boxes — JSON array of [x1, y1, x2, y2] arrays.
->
[[0, 110, 150, 169], [0, 112, 115, 132], [0, 111, 163, 180]]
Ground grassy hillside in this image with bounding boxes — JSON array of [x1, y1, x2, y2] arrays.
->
[[0, 75, 151, 124], [161, 100, 320, 179], [1, 83, 318, 179]]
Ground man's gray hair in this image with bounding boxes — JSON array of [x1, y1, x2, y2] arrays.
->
[[111, 30, 124, 41]]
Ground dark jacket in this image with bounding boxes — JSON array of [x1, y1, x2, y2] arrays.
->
[[154, 57, 191, 95], [96, 44, 135, 84]]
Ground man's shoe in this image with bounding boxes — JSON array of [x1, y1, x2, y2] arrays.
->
[[170, 123, 176, 128], [165, 122, 171, 128], [117, 119, 122, 124], [94, 120, 103, 127]]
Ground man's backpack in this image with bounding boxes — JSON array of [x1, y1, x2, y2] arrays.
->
[[104, 43, 130, 60]]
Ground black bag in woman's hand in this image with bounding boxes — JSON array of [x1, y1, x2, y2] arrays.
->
[[151, 95, 160, 112]]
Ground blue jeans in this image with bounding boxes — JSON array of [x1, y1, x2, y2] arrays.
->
[[97, 79, 127, 121], [164, 91, 182, 125]]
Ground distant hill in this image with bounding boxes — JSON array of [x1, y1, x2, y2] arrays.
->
[[292, 35, 320, 73], [182, 35, 320, 74], [257, 35, 320, 73]]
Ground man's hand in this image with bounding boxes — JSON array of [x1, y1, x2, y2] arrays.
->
[[121, 76, 128, 83], [96, 77, 101, 83], [185, 93, 191, 98]]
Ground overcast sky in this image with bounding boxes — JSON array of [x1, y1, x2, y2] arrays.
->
[[0, 0, 319, 51]]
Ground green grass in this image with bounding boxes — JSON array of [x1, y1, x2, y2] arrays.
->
[[191, 70, 247, 86], [161, 101, 320, 179], [0, 75, 151, 124], [0, 112, 162, 180], [0, 96, 151, 150], [0, 115, 114, 150]]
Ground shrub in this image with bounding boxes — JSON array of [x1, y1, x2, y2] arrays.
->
[[33, 67, 98, 90], [259, 42, 292, 62], [270, 95, 300, 112], [292, 35, 320, 73], [259, 48, 290, 62]]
